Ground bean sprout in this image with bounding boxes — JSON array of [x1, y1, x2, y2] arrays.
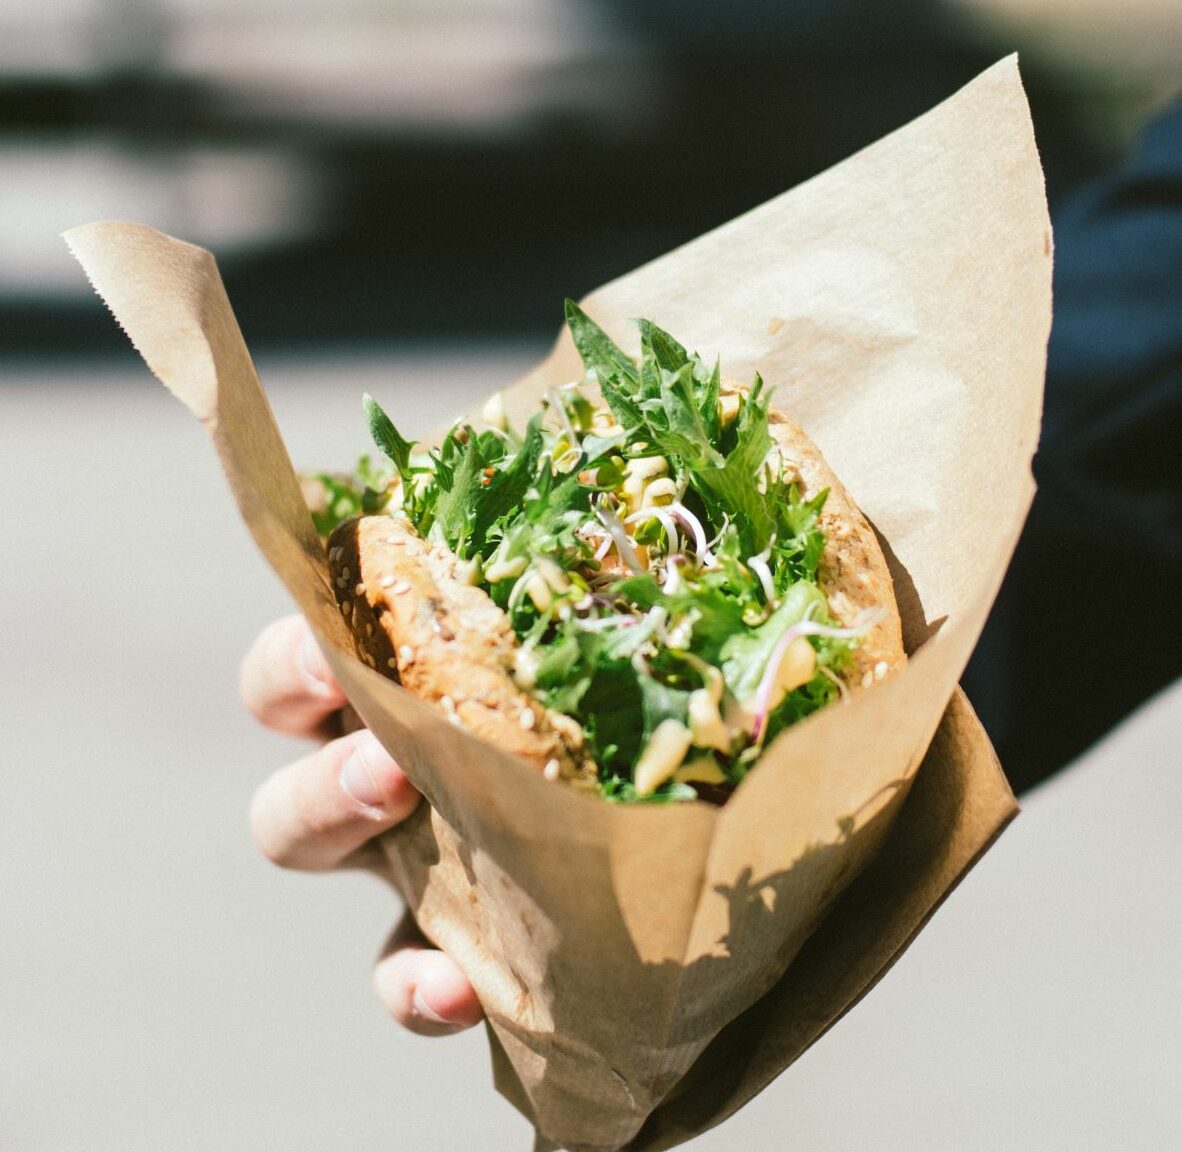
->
[[747, 549, 777, 607], [596, 505, 646, 575], [546, 387, 581, 451], [624, 507, 681, 553], [666, 501, 715, 565], [750, 608, 884, 743]]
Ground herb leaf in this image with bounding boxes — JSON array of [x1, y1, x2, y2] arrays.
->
[[637, 317, 689, 373], [565, 299, 638, 385], [364, 393, 414, 478], [471, 414, 544, 545], [691, 379, 777, 554], [433, 433, 483, 553]]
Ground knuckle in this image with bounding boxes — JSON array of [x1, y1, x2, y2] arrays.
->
[[372, 946, 478, 1036], [238, 651, 267, 722], [380, 760, 421, 820], [240, 615, 328, 732], [239, 617, 295, 721], [249, 785, 294, 868], [292, 757, 348, 840], [373, 951, 415, 1027]]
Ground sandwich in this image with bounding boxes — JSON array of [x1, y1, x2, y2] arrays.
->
[[312, 302, 904, 802]]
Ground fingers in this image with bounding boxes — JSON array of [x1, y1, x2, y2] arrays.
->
[[243, 614, 480, 1036], [251, 728, 421, 871], [373, 911, 485, 1036], [241, 614, 347, 739]]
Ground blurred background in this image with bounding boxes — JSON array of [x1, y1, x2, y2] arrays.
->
[[3, 4, 1180, 1152], [1, 0, 1179, 354]]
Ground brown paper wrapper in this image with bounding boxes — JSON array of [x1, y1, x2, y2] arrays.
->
[[66, 56, 1049, 1152]]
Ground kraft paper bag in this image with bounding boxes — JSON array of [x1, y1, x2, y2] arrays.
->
[[67, 55, 1049, 1151]]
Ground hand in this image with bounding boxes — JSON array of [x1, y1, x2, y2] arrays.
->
[[240, 613, 484, 1036]]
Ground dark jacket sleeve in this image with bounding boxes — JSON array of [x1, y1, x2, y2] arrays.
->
[[963, 99, 1182, 793]]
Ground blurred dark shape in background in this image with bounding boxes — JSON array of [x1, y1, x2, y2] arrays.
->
[[963, 99, 1182, 792], [0, 0, 1176, 357], [2, 0, 1178, 793]]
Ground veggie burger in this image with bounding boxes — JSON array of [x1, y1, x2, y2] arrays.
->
[[313, 303, 904, 803]]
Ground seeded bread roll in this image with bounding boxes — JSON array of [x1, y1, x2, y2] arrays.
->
[[328, 515, 595, 783]]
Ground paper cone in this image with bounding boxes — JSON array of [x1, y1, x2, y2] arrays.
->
[[66, 55, 1049, 1152]]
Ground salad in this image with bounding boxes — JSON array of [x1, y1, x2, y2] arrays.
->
[[313, 303, 886, 803]]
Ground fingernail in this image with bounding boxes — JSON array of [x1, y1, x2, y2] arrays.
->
[[298, 629, 335, 697], [340, 731, 389, 811], [413, 987, 456, 1026]]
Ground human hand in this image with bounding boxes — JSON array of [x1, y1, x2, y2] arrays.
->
[[240, 613, 484, 1036]]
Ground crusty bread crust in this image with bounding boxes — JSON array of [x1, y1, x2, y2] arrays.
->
[[766, 408, 906, 684], [328, 516, 593, 781]]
